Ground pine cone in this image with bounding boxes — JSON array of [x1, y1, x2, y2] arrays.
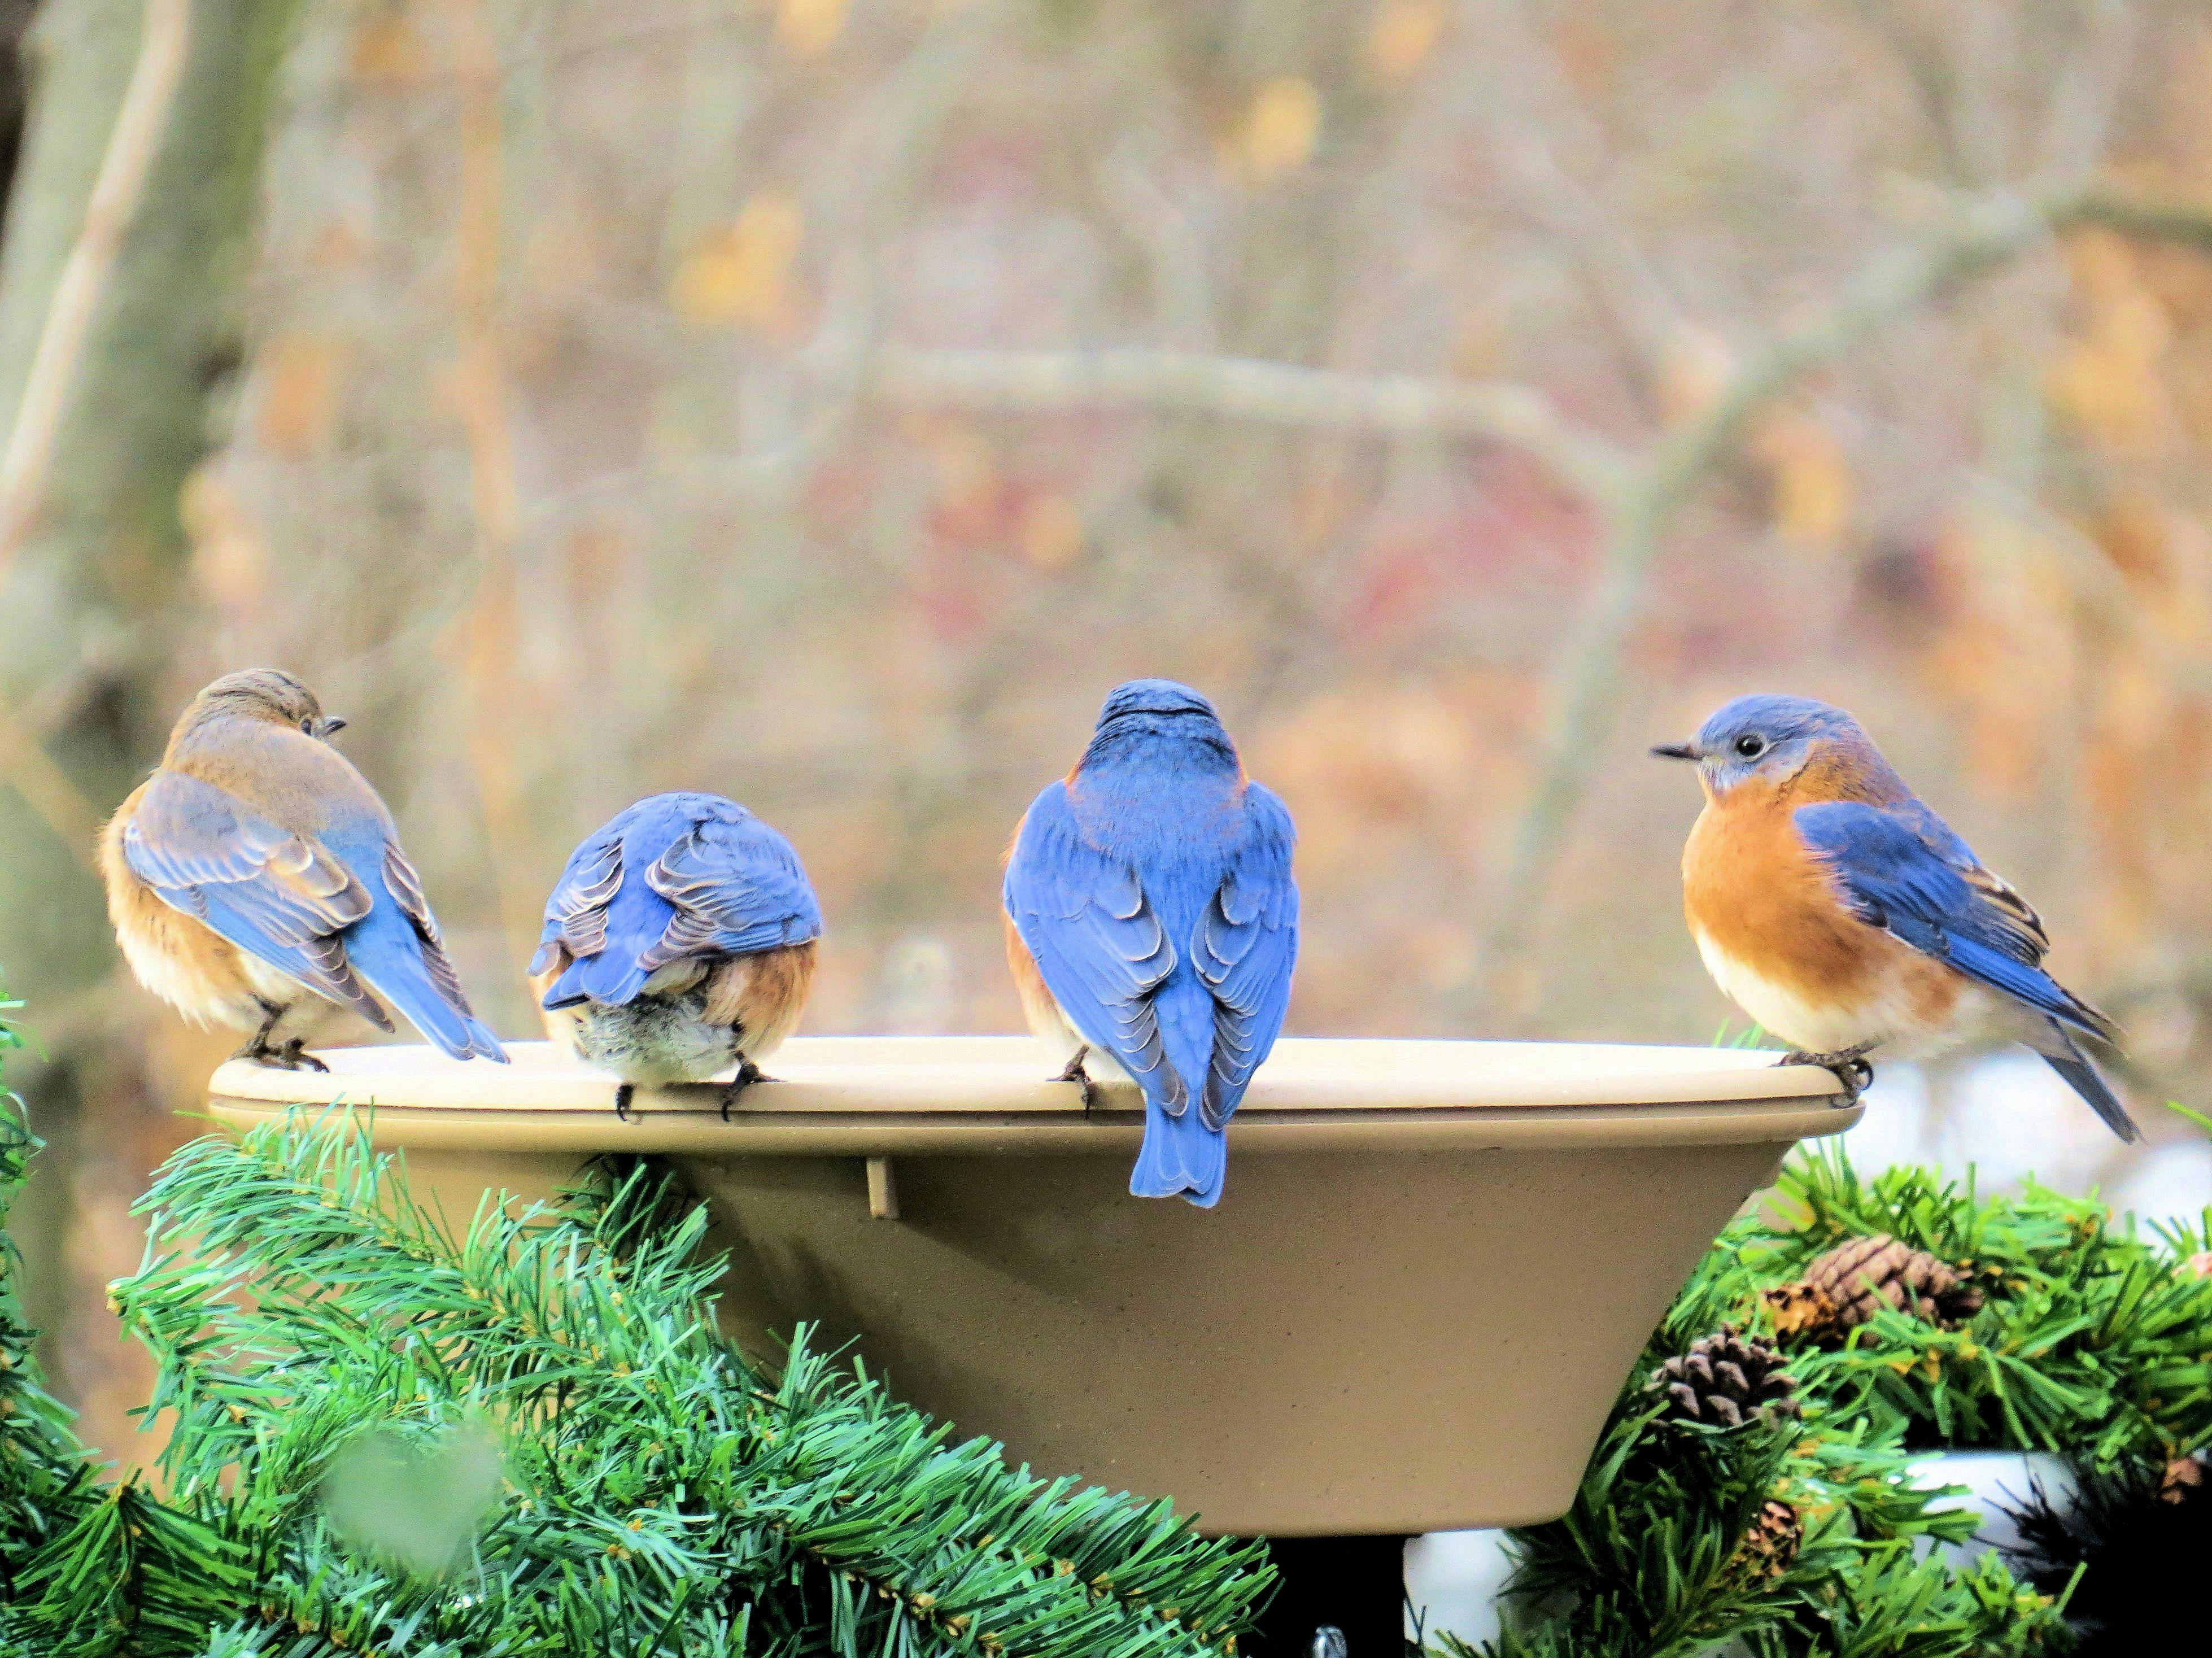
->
[[1764, 1233, 1983, 1340], [1724, 1498, 1804, 1583], [2159, 1454, 2206, 1504], [1648, 1326, 1799, 1428]]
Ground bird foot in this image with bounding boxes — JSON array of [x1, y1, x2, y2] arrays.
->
[[278, 1038, 329, 1074], [235, 1037, 328, 1073], [614, 1082, 636, 1123], [1776, 1046, 1875, 1106], [1054, 1048, 1100, 1112], [719, 1058, 773, 1123]]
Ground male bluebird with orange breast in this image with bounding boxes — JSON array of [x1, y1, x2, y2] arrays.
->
[[530, 793, 820, 1120], [101, 669, 507, 1067], [1004, 679, 1299, 1207], [1656, 694, 2137, 1139]]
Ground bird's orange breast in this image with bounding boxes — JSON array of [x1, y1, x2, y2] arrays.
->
[[1683, 780, 1870, 1000], [1682, 778, 1964, 1050]]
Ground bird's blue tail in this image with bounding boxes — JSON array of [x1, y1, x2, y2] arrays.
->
[[1131, 1095, 1227, 1207], [1130, 970, 1225, 1206], [2037, 1024, 2140, 1144], [347, 900, 506, 1062], [542, 948, 647, 1010]]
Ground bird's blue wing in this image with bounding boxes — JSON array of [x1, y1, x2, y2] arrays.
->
[[1192, 782, 1298, 1131], [639, 806, 822, 971], [367, 837, 508, 1060], [122, 770, 390, 1028], [1795, 801, 2109, 1043], [1003, 782, 1183, 1108], [530, 819, 625, 975]]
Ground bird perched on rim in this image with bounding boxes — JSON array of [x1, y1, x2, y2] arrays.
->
[[1003, 679, 1299, 1207], [529, 792, 820, 1120], [101, 669, 507, 1068], [1655, 693, 2136, 1140]]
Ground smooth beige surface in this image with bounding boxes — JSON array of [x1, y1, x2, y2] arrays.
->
[[207, 1036, 1857, 1536]]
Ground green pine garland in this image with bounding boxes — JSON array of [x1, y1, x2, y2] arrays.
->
[[98, 1110, 1271, 1658], [1451, 1150, 2212, 1658], [1, 989, 132, 1656]]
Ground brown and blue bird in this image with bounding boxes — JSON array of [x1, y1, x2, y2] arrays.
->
[[529, 792, 820, 1119], [1656, 693, 2136, 1139], [1004, 680, 1300, 1206], [101, 669, 507, 1068]]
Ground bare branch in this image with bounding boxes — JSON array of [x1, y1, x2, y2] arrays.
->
[[0, 699, 102, 874], [867, 344, 1630, 503]]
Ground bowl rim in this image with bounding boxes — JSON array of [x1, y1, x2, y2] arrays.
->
[[207, 1035, 1862, 1155]]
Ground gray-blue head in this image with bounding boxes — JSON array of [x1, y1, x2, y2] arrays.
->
[[1653, 694, 1883, 796], [1085, 679, 1235, 767]]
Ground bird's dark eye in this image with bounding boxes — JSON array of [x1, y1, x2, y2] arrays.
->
[[1734, 734, 1768, 758], [300, 718, 315, 735]]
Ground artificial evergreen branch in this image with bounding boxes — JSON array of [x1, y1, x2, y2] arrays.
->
[[107, 1110, 1269, 1658], [1441, 1141, 2212, 1658]]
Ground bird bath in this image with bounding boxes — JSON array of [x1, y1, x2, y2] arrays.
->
[[208, 1033, 1853, 1628]]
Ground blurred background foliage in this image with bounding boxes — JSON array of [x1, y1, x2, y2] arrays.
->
[[3, 0, 2212, 1469]]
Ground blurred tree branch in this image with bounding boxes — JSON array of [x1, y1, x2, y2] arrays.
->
[[868, 344, 1630, 501]]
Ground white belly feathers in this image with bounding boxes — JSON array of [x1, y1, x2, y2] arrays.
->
[[1691, 927, 1971, 1058]]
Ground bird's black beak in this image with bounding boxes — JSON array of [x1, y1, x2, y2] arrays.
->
[[1651, 741, 1698, 760], [321, 715, 348, 736]]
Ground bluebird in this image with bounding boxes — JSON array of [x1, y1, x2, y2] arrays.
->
[[1004, 680, 1299, 1207], [529, 793, 820, 1120], [101, 669, 507, 1068], [1656, 694, 2137, 1140]]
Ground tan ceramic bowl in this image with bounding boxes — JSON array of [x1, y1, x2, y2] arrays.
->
[[208, 1036, 1855, 1536]]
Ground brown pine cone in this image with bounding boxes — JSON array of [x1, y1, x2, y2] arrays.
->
[[1648, 1325, 1800, 1428], [2159, 1454, 2206, 1504], [1763, 1233, 1984, 1340], [1724, 1498, 1804, 1583]]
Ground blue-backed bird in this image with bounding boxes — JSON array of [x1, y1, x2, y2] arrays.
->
[[101, 669, 507, 1068], [529, 792, 820, 1120], [1655, 693, 2137, 1140], [1003, 679, 1300, 1207]]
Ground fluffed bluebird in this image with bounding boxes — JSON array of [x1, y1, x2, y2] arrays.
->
[[1003, 679, 1300, 1207], [101, 669, 507, 1068], [1656, 693, 2137, 1140], [529, 793, 820, 1120]]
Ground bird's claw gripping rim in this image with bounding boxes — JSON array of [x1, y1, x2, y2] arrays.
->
[[1776, 1047, 1875, 1107], [238, 1036, 329, 1074], [719, 1058, 770, 1123], [1054, 1046, 1101, 1112]]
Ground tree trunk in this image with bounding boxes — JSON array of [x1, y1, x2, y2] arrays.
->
[[0, 0, 298, 1406]]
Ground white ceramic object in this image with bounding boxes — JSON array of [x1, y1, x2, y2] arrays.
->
[[1912, 1449, 2077, 1565], [1405, 1529, 1515, 1648]]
